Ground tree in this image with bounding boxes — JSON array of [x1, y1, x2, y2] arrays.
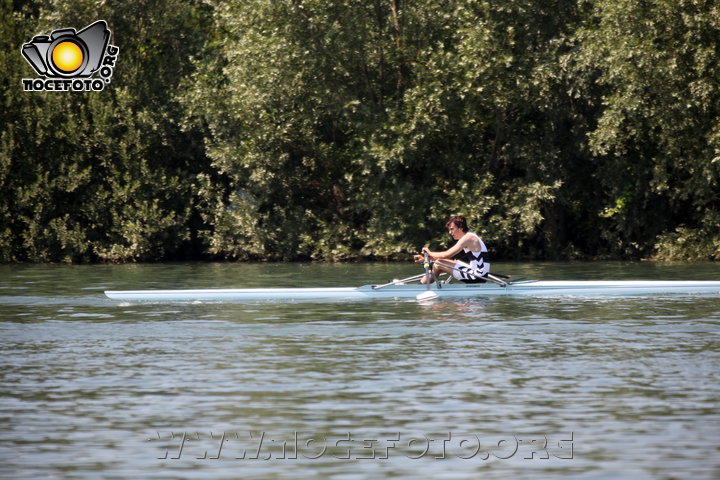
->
[[576, 0, 720, 259], [185, 0, 591, 260], [1, 0, 213, 261], [3, 0, 717, 262]]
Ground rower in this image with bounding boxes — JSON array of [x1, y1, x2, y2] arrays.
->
[[413, 215, 490, 284]]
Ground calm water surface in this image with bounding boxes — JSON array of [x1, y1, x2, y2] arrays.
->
[[1, 262, 719, 479]]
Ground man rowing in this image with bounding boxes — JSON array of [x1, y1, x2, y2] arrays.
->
[[413, 215, 490, 284]]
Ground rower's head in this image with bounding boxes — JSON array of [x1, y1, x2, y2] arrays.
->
[[446, 215, 468, 237]]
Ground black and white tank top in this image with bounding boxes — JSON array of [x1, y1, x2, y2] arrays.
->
[[463, 232, 490, 276]]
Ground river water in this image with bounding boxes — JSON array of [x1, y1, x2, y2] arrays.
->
[[1, 262, 719, 479]]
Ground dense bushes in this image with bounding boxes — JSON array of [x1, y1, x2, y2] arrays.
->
[[2, 0, 718, 262]]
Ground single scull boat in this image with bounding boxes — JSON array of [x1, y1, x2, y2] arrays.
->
[[104, 279, 720, 302]]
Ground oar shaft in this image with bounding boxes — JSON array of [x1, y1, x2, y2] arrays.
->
[[424, 252, 431, 290], [372, 273, 427, 290]]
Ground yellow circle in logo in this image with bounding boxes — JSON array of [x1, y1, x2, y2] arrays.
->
[[52, 41, 84, 73]]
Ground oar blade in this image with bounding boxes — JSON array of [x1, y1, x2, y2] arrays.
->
[[416, 290, 439, 301]]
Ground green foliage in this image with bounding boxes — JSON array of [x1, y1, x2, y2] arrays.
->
[[1, 0, 212, 262], [2, 0, 718, 262], [575, 0, 720, 258], [184, 0, 587, 260]]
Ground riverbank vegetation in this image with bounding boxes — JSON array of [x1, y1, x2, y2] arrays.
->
[[2, 0, 718, 262]]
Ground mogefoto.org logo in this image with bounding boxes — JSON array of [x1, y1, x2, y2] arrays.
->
[[21, 20, 119, 92]]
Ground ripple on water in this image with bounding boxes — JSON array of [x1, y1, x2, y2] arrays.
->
[[1, 262, 719, 479]]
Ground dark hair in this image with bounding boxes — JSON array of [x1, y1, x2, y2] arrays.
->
[[445, 215, 468, 233]]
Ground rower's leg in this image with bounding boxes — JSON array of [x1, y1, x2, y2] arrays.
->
[[420, 260, 457, 283], [434, 260, 457, 278]]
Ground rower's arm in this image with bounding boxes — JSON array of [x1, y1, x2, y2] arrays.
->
[[423, 234, 470, 260]]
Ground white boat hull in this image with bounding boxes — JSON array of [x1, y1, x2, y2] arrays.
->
[[105, 280, 720, 302]]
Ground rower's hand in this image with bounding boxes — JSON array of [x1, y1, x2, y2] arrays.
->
[[413, 254, 424, 263]]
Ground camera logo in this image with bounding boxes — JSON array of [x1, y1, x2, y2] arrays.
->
[[21, 20, 119, 92]]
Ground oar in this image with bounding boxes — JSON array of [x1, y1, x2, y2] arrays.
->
[[416, 252, 439, 301], [486, 273, 509, 287], [372, 273, 428, 290]]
